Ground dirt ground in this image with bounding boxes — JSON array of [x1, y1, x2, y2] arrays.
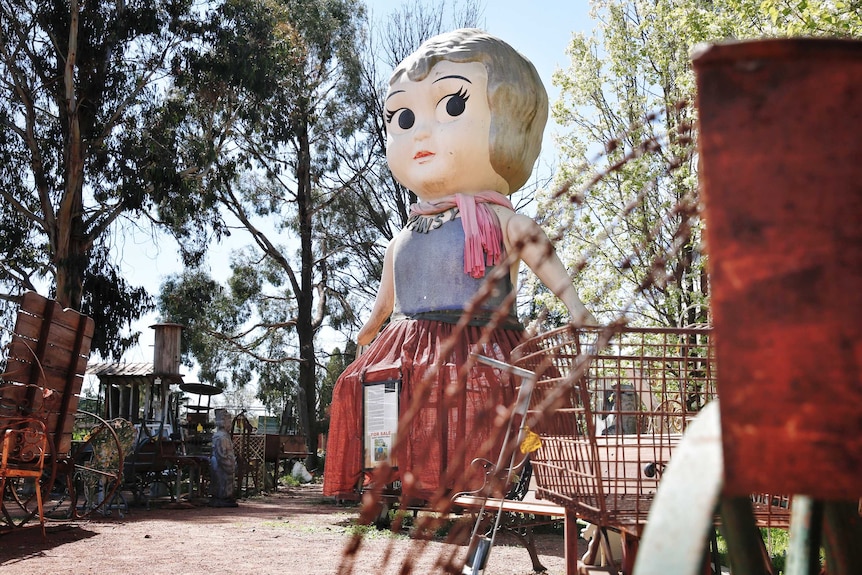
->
[[0, 483, 580, 575]]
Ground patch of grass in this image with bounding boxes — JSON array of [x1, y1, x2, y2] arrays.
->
[[716, 527, 819, 575], [280, 474, 301, 488], [388, 509, 416, 531], [260, 519, 294, 529], [257, 512, 360, 534], [407, 512, 462, 540], [343, 521, 410, 540], [432, 517, 458, 538]]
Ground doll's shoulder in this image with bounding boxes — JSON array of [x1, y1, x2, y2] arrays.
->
[[489, 203, 516, 224], [492, 206, 540, 237]]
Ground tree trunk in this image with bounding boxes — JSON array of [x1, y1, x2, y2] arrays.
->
[[296, 120, 319, 470], [53, 0, 88, 311]]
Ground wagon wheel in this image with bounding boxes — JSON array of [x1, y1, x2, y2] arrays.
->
[[44, 411, 130, 519], [648, 399, 685, 434]]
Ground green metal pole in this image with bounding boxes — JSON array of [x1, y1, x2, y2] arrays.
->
[[786, 495, 823, 575]]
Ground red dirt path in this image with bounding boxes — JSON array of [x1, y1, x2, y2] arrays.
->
[[0, 484, 576, 574]]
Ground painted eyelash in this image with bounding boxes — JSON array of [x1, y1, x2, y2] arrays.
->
[[385, 86, 469, 123], [438, 87, 470, 105]]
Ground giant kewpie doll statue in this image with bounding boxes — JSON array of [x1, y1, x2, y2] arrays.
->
[[323, 28, 595, 502]]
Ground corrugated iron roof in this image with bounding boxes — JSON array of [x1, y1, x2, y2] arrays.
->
[[87, 362, 154, 377], [86, 362, 160, 388], [87, 362, 186, 388]]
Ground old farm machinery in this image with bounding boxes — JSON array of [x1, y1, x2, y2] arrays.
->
[[0, 291, 124, 532]]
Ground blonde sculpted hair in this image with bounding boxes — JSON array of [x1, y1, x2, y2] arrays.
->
[[390, 28, 548, 194]]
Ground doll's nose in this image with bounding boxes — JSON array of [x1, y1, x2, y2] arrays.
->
[[412, 116, 432, 140]]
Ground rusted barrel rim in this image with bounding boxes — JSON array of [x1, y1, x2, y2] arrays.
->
[[691, 37, 862, 66]]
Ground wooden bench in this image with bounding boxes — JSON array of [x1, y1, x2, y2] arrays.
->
[[452, 493, 575, 573]]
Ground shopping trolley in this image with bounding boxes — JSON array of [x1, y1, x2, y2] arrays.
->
[[509, 325, 719, 536]]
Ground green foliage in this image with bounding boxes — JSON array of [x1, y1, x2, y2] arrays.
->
[[280, 473, 302, 487], [543, 0, 860, 328], [715, 527, 797, 573], [157, 266, 260, 388], [0, 0, 234, 356], [755, 0, 862, 36], [82, 247, 156, 360], [543, 0, 705, 328], [257, 361, 300, 419], [318, 343, 356, 425], [343, 519, 411, 540], [762, 527, 792, 573]]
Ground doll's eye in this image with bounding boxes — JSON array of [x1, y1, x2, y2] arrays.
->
[[441, 87, 469, 118], [385, 108, 415, 131]]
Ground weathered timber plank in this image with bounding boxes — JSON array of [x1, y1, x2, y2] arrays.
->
[[3, 356, 87, 394], [10, 311, 95, 354], [453, 495, 566, 517], [2, 292, 94, 456]]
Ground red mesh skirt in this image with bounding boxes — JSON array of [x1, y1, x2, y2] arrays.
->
[[322, 318, 524, 502]]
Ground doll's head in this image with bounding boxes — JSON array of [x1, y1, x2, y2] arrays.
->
[[388, 28, 548, 195]]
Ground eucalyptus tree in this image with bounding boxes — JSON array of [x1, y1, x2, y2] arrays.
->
[[140, 0, 482, 467], [157, 0, 369, 465], [542, 0, 860, 328], [257, 0, 486, 427], [0, 1, 198, 356], [318, 341, 355, 429], [0, 0, 284, 357]]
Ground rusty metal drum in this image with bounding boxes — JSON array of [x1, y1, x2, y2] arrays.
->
[[693, 39, 862, 499]]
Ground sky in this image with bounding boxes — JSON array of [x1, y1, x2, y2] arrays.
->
[[109, 0, 598, 392]]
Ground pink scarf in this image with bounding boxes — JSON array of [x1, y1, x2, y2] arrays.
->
[[409, 191, 513, 278]]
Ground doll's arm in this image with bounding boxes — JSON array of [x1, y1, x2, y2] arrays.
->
[[507, 213, 597, 326], [357, 241, 396, 346]]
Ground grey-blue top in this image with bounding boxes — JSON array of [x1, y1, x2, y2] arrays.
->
[[391, 216, 520, 327]]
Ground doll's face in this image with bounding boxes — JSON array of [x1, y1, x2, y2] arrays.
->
[[385, 61, 509, 200]]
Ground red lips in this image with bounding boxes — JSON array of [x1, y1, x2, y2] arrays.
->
[[414, 151, 434, 160]]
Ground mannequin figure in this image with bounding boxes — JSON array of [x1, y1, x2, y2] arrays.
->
[[324, 28, 595, 502], [210, 408, 238, 507]]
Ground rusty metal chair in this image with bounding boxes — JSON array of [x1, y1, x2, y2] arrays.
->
[[0, 417, 49, 538]]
